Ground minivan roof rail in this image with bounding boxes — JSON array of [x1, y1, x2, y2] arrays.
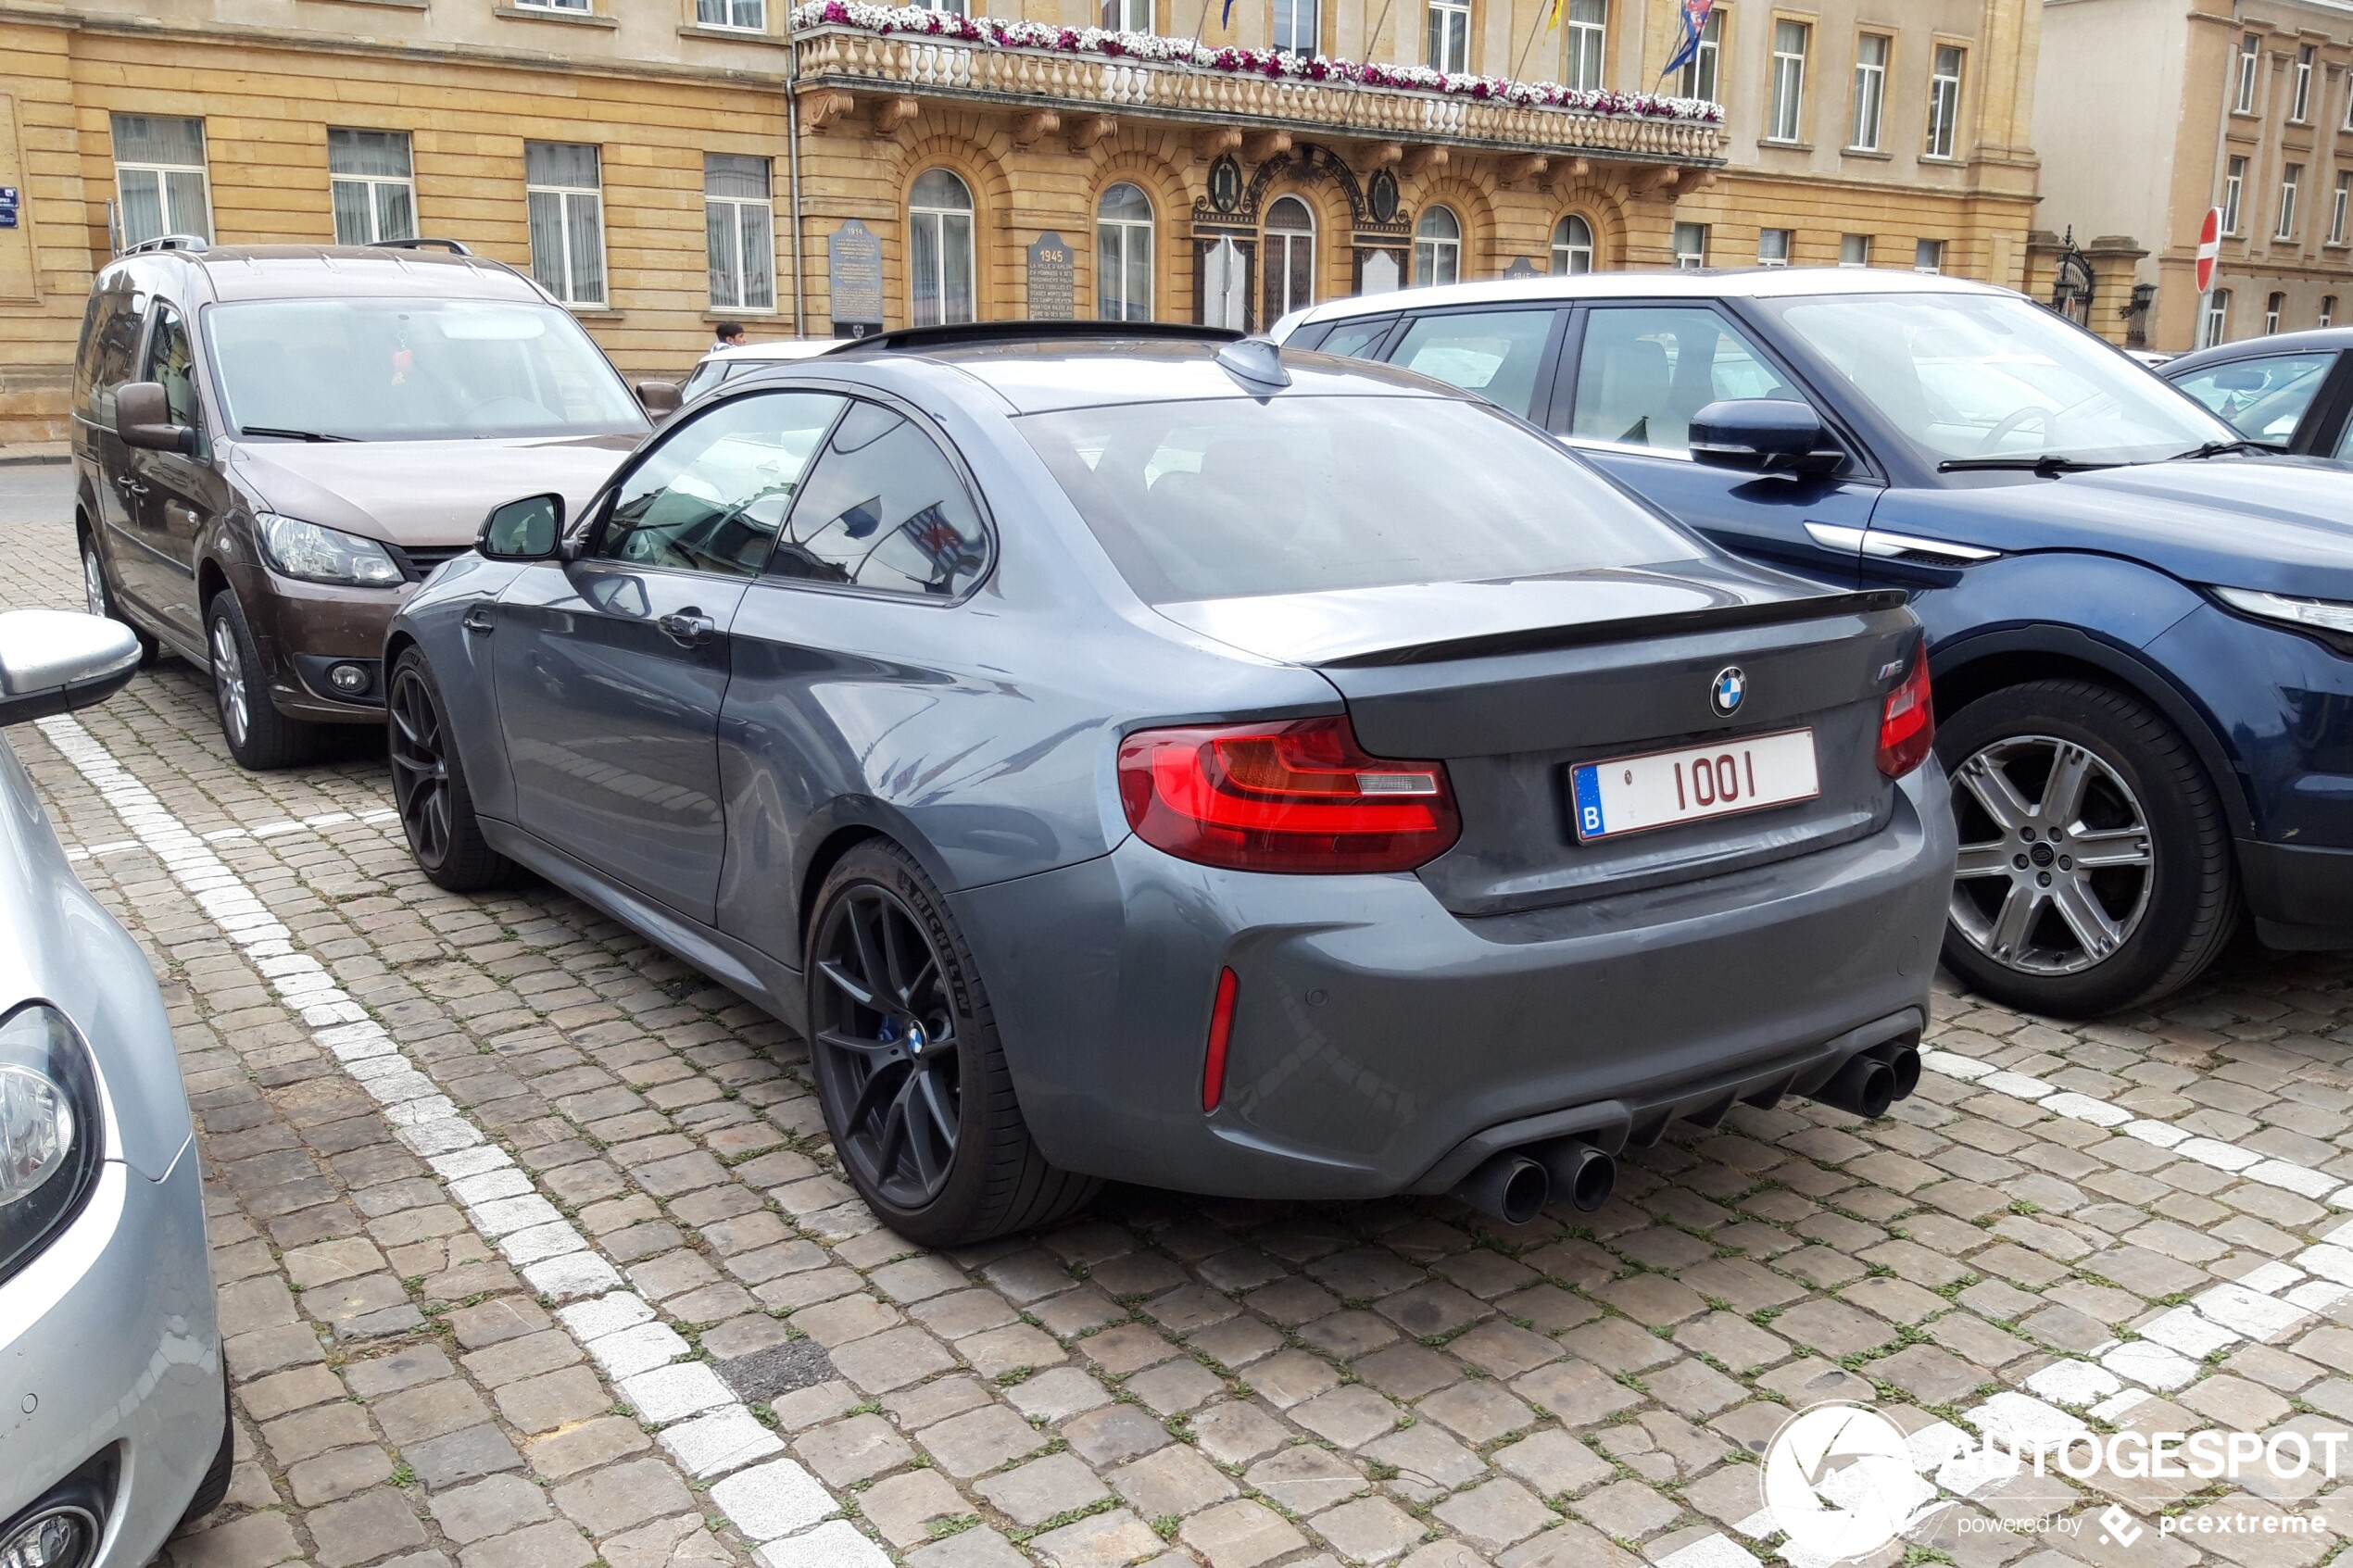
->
[[832, 321, 1243, 355], [373, 237, 474, 256], [122, 234, 210, 256]]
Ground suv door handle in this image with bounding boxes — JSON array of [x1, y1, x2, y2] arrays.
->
[[659, 609, 716, 647], [463, 607, 495, 636]]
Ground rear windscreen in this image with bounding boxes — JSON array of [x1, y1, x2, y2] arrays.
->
[[1016, 395, 1700, 605]]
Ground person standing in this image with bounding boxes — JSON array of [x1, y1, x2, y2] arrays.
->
[[712, 321, 746, 352]]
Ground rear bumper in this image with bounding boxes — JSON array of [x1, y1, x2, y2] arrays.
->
[[2240, 838, 2353, 950], [952, 760, 1954, 1200], [0, 1142, 223, 1566]]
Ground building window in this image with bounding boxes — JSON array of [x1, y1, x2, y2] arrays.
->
[[1101, 0, 1149, 31], [2223, 156, 2246, 235], [1850, 33, 1888, 151], [2334, 171, 2351, 245], [913, 0, 967, 12], [1096, 182, 1152, 321], [2203, 289, 2230, 347], [2265, 292, 2285, 334], [1272, 0, 1315, 53], [1553, 214, 1595, 274], [1263, 194, 1315, 322], [1679, 8, 1721, 102], [1913, 238, 1944, 273], [909, 168, 975, 327], [1427, 0, 1469, 74], [525, 142, 606, 307], [2236, 32, 2259, 114], [1414, 206, 1462, 286], [697, 0, 762, 28], [2322, 295, 2338, 329], [705, 154, 774, 312], [1768, 20, 1809, 142], [1758, 228, 1793, 267], [328, 129, 414, 246], [2278, 165, 2302, 242], [2293, 44, 2314, 120], [1840, 233, 1870, 267], [2346, 74, 2353, 131], [1925, 45, 1963, 159], [513, 0, 590, 13], [112, 114, 211, 248], [1672, 221, 1708, 270], [1565, 0, 1606, 91]]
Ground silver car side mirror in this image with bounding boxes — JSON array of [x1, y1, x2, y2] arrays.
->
[[0, 610, 142, 728]]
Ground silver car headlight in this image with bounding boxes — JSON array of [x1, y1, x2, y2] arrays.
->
[[255, 512, 405, 588], [0, 1003, 104, 1284], [2213, 587, 2353, 652]]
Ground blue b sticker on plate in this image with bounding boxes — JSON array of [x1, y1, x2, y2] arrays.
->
[[1570, 763, 1607, 841]]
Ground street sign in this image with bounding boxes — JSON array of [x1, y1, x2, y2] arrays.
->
[[2196, 207, 2222, 294]]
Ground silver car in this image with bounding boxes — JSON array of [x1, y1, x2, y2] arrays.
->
[[0, 610, 226, 1565]]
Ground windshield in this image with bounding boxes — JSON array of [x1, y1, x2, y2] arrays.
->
[[206, 298, 648, 442], [1017, 394, 1701, 605], [1758, 293, 2233, 468]]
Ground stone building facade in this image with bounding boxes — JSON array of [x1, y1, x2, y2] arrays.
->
[[0, 0, 2039, 442], [2034, 0, 2353, 352]]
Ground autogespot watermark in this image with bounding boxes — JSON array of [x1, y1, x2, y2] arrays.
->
[[1760, 1402, 2337, 1562]]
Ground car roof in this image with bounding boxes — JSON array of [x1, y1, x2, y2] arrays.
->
[[108, 245, 552, 304], [695, 340, 846, 367], [862, 336, 1456, 414], [2161, 327, 2353, 377], [1287, 265, 2016, 328]]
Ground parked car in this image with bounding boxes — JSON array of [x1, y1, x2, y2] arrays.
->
[[0, 608, 227, 1564], [387, 323, 1953, 1245], [679, 338, 843, 405], [1274, 270, 2353, 1017], [2160, 328, 2353, 461], [70, 237, 661, 771]]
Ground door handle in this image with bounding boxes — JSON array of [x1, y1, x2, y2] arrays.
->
[[463, 607, 495, 636], [659, 609, 716, 647]]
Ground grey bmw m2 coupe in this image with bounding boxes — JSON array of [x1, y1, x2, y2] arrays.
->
[[386, 325, 1955, 1246]]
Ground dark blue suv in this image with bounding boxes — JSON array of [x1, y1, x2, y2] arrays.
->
[[1276, 271, 2353, 1018]]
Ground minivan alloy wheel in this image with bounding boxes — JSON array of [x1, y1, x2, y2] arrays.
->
[[81, 543, 107, 619], [209, 615, 250, 750], [811, 885, 963, 1209], [1948, 733, 2154, 977]]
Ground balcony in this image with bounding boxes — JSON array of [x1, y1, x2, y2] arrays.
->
[[791, 19, 1727, 166]]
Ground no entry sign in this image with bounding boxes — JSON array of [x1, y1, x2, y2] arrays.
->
[[2196, 207, 2222, 294]]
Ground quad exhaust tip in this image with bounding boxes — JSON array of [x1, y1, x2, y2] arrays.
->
[[1806, 1044, 1922, 1120], [1453, 1138, 1615, 1225]]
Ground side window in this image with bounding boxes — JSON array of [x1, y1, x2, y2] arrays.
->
[[78, 282, 147, 422], [1312, 317, 1394, 359], [1387, 309, 1557, 420], [2171, 353, 2334, 448], [771, 402, 989, 598], [598, 390, 847, 578], [142, 301, 202, 433], [1569, 307, 1800, 452]]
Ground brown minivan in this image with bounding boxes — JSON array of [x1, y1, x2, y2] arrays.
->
[[72, 238, 670, 768]]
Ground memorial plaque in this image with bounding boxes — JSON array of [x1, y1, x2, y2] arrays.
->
[[827, 219, 884, 338], [1360, 249, 1400, 295], [1504, 256, 1540, 280], [1027, 232, 1076, 320], [1202, 237, 1246, 329]]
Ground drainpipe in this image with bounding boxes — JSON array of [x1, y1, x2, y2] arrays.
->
[[785, 3, 809, 336]]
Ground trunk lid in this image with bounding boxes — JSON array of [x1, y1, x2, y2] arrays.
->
[[1208, 571, 1922, 918]]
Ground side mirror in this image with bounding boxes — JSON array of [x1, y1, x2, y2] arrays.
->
[[116, 381, 198, 456], [478, 494, 566, 561], [635, 380, 682, 416], [1689, 399, 1841, 476], [0, 609, 142, 727]]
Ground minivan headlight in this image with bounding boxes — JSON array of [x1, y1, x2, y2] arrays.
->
[[0, 1003, 104, 1285], [2213, 587, 2353, 652], [255, 513, 405, 588]]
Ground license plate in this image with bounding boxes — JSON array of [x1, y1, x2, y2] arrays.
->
[[1570, 729, 1820, 842]]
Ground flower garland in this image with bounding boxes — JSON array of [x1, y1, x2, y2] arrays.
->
[[790, 0, 1725, 123]]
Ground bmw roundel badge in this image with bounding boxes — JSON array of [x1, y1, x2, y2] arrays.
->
[[1711, 666, 1746, 717]]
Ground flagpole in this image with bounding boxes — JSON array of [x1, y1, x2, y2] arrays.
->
[[1364, 0, 1397, 62], [1510, 0, 1555, 84]]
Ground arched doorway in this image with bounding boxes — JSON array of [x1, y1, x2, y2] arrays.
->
[[1262, 194, 1315, 324]]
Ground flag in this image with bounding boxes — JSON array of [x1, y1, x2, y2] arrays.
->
[[1662, 0, 1714, 78], [1220, 0, 1232, 26], [1545, 0, 1561, 30]]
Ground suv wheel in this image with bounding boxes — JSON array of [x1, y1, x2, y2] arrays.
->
[[206, 590, 318, 770], [80, 531, 157, 664], [1939, 679, 2235, 1018], [805, 841, 1098, 1248]]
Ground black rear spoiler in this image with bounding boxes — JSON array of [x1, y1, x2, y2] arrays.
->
[[1315, 589, 1911, 670]]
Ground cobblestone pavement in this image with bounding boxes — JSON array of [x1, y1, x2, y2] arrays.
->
[[11, 518, 2353, 1568]]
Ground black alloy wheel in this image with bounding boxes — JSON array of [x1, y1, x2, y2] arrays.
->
[[812, 883, 964, 1210], [386, 648, 513, 891]]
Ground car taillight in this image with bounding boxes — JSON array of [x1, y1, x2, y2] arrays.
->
[[1876, 655, 1934, 778], [1116, 715, 1461, 873]]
